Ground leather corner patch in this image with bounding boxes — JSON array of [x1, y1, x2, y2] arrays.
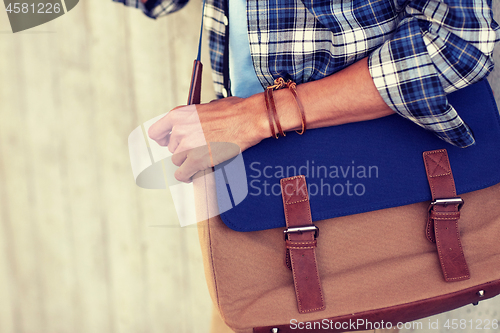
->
[[424, 149, 452, 178], [280, 176, 308, 205]]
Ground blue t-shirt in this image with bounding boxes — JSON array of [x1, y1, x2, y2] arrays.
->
[[228, 0, 264, 98]]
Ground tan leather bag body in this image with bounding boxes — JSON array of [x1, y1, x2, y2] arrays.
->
[[194, 167, 500, 333]]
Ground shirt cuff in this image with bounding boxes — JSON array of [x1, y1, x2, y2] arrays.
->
[[368, 20, 475, 148]]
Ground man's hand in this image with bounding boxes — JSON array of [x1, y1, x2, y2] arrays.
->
[[148, 96, 269, 182]]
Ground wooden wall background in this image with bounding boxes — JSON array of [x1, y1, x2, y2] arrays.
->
[[0, 2, 499, 333]]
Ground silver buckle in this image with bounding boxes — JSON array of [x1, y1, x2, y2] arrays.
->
[[429, 197, 464, 211], [283, 225, 319, 240]]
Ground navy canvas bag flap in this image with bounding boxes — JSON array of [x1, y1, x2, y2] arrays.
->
[[215, 79, 500, 232]]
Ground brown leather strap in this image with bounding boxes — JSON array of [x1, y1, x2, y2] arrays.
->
[[264, 89, 278, 139], [285, 80, 307, 135], [281, 176, 325, 313], [423, 149, 470, 282], [266, 87, 286, 137], [187, 60, 203, 105]]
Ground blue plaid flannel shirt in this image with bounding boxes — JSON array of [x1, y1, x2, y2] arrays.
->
[[114, 0, 499, 147]]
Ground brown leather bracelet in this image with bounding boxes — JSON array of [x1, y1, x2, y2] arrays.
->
[[266, 78, 307, 138], [266, 87, 286, 137], [264, 89, 278, 139], [265, 78, 290, 139], [285, 80, 307, 135]]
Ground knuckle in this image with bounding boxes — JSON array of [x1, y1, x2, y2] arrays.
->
[[190, 154, 203, 164], [174, 170, 188, 183], [171, 155, 182, 166]]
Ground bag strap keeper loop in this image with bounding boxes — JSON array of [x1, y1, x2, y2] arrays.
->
[[280, 175, 325, 313], [423, 149, 470, 282]]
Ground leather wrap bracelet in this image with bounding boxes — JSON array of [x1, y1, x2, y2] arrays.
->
[[265, 78, 307, 139]]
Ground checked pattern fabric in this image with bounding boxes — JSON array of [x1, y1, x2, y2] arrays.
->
[[113, 0, 499, 147]]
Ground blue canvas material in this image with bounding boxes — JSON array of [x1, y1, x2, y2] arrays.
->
[[215, 79, 500, 232]]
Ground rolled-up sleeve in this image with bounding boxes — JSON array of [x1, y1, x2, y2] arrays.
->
[[112, 0, 189, 18], [369, 0, 500, 147]]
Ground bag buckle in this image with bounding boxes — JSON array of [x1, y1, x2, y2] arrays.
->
[[283, 225, 319, 240], [429, 197, 464, 212]]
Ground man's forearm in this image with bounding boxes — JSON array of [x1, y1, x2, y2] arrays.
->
[[250, 57, 395, 139]]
